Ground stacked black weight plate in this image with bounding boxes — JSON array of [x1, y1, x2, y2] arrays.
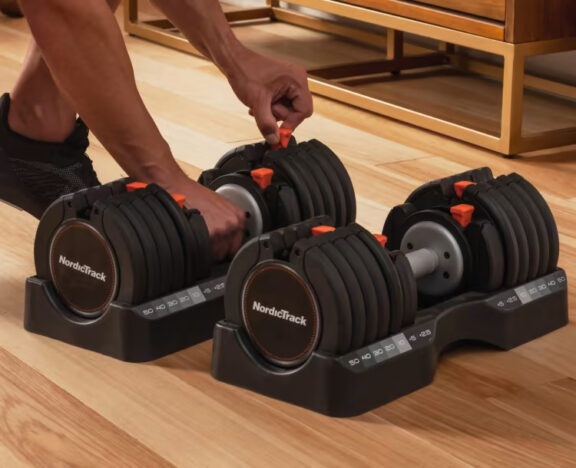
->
[[385, 168, 559, 299], [35, 180, 214, 320], [201, 136, 356, 233], [233, 221, 419, 369]]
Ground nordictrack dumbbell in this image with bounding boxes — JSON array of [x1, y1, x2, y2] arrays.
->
[[222, 220, 417, 368], [212, 169, 568, 417], [25, 179, 221, 361], [199, 131, 356, 236], [383, 168, 560, 304], [33, 180, 211, 318]]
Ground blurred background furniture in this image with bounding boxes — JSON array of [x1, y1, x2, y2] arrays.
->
[[0, 0, 22, 17], [130, 0, 574, 155]]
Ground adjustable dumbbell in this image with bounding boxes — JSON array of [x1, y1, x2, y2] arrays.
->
[[384, 168, 559, 302], [224, 220, 419, 368], [199, 129, 356, 237], [34, 179, 212, 319]]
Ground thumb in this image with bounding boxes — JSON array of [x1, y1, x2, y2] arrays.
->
[[252, 96, 279, 145]]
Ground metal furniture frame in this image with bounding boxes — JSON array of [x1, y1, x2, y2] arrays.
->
[[125, 0, 576, 155]]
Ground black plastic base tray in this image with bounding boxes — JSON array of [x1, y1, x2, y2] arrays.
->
[[24, 266, 229, 362], [211, 269, 569, 417]]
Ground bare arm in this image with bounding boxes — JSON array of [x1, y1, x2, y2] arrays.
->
[[152, 0, 313, 144], [19, 0, 245, 259]]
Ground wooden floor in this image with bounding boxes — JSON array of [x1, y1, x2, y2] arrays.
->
[[1, 10, 576, 468]]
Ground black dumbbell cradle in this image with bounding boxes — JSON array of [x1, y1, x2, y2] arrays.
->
[[212, 268, 568, 417], [25, 268, 227, 362]]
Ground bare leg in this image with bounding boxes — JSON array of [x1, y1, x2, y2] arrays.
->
[[9, 0, 121, 143], [8, 41, 78, 142]]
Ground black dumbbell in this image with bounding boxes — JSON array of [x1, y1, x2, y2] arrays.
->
[[35, 180, 211, 319], [384, 168, 559, 303], [199, 131, 356, 237], [224, 220, 417, 368]]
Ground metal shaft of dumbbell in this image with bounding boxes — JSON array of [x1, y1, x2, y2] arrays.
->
[[404, 248, 439, 279], [399, 221, 464, 296]]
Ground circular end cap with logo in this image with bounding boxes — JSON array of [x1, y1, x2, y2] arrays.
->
[[49, 220, 118, 318], [242, 262, 320, 368]]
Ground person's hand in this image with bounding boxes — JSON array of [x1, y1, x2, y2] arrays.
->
[[226, 47, 313, 145], [166, 177, 245, 261]]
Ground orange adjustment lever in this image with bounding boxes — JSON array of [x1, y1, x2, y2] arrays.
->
[[271, 128, 293, 150], [373, 234, 388, 248], [126, 181, 148, 192], [453, 181, 477, 198], [171, 193, 186, 209], [311, 225, 336, 236], [251, 168, 274, 190], [450, 204, 475, 228]]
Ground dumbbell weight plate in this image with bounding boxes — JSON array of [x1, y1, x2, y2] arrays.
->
[[268, 148, 316, 220], [301, 246, 353, 354], [91, 202, 148, 305], [500, 175, 550, 278], [185, 209, 212, 280], [300, 141, 347, 227], [347, 234, 390, 342], [389, 251, 418, 328], [508, 173, 559, 274], [110, 196, 163, 301], [286, 147, 327, 217], [120, 192, 173, 298], [145, 184, 198, 287], [307, 140, 356, 224], [462, 184, 520, 288], [340, 236, 382, 345], [273, 184, 302, 227], [320, 242, 366, 350], [465, 219, 505, 292], [293, 144, 338, 225], [139, 192, 186, 292], [215, 141, 268, 172], [355, 227, 404, 335], [483, 184, 529, 285], [490, 179, 539, 282], [241, 260, 321, 368]]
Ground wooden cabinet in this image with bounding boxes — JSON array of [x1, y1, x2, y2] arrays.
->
[[415, 0, 505, 21], [340, 0, 576, 42], [126, 0, 576, 155]]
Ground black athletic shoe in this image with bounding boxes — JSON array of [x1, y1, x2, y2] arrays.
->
[[0, 93, 101, 219]]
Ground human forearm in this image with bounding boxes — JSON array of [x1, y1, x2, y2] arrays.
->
[[151, 0, 249, 79]]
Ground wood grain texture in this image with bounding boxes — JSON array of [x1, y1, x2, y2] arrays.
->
[[505, 0, 576, 43], [409, 0, 506, 21], [337, 0, 505, 39], [1, 9, 576, 467]]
